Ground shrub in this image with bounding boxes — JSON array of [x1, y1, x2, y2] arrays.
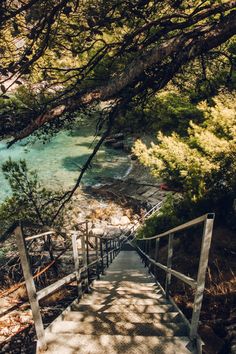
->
[[0, 159, 68, 234], [133, 91, 236, 229], [133, 91, 236, 199], [116, 92, 203, 135]]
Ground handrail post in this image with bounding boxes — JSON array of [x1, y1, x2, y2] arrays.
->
[[85, 221, 90, 286], [154, 238, 160, 278], [109, 240, 112, 263], [117, 238, 119, 255], [100, 239, 105, 274], [113, 239, 115, 258], [81, 233, 89, 291], [148, 240, 152, 273], [190, 215, 214, 340], [106, 240, 109, 268], [95, 237, 99, 279], [155, 238, 160, 261], [15, 224, 47, 352], [165, 233, 174, 298], [72, 233, 82, 298]]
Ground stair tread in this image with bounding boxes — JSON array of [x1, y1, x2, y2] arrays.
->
[[71, 303, 175, 313], [44, 333, 194, 354], [38, 250, 195, 354], [62, 311, 182, 323], [79, 291, 164, 301], [48, 319, 188, 336], [79, 297, 168, 306]]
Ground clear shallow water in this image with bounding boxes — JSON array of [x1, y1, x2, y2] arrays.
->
[[0, 128, 129, 202]]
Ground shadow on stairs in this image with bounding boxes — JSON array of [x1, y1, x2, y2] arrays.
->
[[38, 250, 196, 354]]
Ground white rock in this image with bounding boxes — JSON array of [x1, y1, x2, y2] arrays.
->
[[110, 216, 121, 226], [119, 215, 131, 225], [89, 228, 104, 236]]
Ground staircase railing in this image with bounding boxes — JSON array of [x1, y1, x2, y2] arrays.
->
[[1, 221, 123, 352], [108, 200, 164, 242], [133, 213, 215, 350]]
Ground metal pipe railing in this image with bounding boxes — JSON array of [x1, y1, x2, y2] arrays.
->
[[10, 220, 123, 352], [134, 213, 215, 344]]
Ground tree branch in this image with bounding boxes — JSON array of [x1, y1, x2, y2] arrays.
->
[[7, 8, 236, 147]]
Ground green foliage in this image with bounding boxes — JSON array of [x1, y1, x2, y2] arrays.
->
[[134, 91, 236, 229], [117, 92, 203, 135], [0, 159, 67, 232], [137, 195, 182, 239], [134, 91, 236, 200], [14, 84, 52, 113], [0, 85, 48, 137]]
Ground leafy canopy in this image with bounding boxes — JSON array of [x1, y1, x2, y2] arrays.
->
[[0, 1, 236, 143]]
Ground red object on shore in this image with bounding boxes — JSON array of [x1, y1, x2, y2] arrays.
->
[[159, 183, 170, 191]]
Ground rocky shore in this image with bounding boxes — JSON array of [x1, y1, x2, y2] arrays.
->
[[64, 157, 171, 240]]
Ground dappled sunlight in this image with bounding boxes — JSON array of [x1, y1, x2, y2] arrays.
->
[[42, 250, 193, 353]]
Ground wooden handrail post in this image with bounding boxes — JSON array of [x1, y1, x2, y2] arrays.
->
[[72, 233, 82, 298], [15, 225, 47, 352], [165, 233, 174, 298], [190, 215, 214, 340]]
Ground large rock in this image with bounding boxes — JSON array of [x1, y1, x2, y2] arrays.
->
[[110, 215, 130, 226], [89, 228, 104, 237], [110, 216, 121, 226], [119, 215, 131, 225]]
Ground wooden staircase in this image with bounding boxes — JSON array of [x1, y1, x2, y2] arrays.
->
[[39, 249, 195, 353]]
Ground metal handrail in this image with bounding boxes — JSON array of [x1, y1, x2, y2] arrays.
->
[[120, 200, 164, 242], [133, 212, 215, 348], [138, 213, 214, 240], [11, 221, 123, 352]]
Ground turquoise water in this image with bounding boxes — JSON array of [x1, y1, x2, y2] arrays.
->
[[0, 128, 129, 202]]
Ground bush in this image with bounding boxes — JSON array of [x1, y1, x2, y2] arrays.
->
[[116, 92, 203, 135], [133, 91, 236, 199], [133, 91, 236, 229], [0, 159, 68, 234], [137, 195, 183, 239]]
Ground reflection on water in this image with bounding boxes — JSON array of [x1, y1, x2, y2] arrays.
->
[[0, 128, 129, 202]]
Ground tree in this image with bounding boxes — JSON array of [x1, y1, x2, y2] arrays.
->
[[0, 1, 236, 218], [0, 1, 236, 144], [133, 90, 236, 203], [0, 159, 68, 230]]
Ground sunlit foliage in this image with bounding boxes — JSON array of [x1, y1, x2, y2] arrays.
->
[[133, 91, 236, 201]]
